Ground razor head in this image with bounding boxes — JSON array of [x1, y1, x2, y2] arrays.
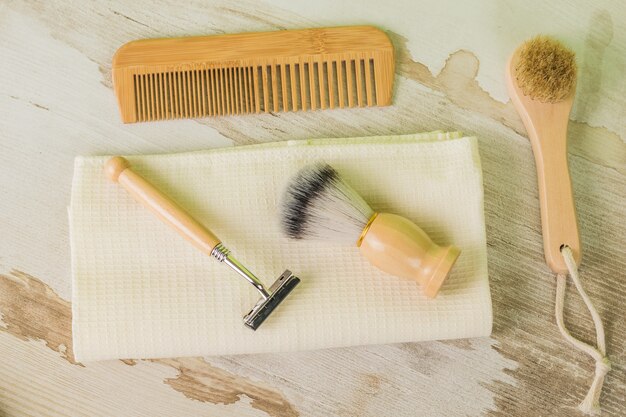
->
[[243, 270, 300, 330]]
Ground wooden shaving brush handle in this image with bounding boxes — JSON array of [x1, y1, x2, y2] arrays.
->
[[358, 213, 460, 298]]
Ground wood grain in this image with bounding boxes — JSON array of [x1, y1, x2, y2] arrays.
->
[[0, 270, 298, 417], [1, 0, 624, 416], [112, 26, 394, 122]]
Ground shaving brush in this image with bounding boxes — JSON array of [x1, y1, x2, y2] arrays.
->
[[506, 36, 580, 273], [280, 163, 460, 298]]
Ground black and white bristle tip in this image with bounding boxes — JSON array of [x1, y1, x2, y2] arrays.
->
[[280, 163, 374, 245]]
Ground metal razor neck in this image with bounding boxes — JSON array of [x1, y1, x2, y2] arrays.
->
[[211, 243, 270, 300]]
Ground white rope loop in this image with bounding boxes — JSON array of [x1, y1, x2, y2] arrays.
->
[[554, 246, 610, 415]]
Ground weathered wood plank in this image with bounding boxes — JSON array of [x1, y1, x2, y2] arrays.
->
[[0, 0, 624, 416]]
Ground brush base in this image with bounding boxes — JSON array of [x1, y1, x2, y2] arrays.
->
[[422, 245, 460, 298], [359, 212, 460, 298]]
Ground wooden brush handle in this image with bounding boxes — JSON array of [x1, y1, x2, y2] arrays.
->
[[528, 116, 581, 273], [104, 156, 221, 255]]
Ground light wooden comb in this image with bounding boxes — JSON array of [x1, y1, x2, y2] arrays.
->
[[112, 26, 395, 123]]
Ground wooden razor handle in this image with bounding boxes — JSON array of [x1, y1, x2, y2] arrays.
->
[[104, 156, 221, 255]]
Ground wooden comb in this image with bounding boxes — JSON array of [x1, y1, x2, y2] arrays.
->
[[112, 26, 395, 123]]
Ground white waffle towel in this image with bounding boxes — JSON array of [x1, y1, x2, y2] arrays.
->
[[70, 131, 492, 362]]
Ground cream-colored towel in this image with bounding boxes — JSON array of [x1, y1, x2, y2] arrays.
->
[[70, 132, 492, 362]]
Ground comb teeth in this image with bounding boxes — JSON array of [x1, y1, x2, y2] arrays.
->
[[130, 57, 385, 121], [113, 27, 395, 122]]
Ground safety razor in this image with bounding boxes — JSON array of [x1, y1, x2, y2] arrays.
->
[[105, 156, 300, 330]]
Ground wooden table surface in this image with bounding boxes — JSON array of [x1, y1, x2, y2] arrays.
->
[[1, 1, 624, 416]]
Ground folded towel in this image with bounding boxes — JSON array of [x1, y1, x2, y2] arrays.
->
[[70, 131, 492, 362]]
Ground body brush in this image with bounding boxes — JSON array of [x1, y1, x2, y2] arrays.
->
[[506, 36, 580, 272], [280, 163, 460, 298], [506, 36, 610, 413]]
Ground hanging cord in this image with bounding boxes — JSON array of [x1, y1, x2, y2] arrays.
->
[[555, 245, 611, 414]]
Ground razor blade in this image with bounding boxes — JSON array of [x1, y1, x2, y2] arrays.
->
[[211, 243, 300, 330]]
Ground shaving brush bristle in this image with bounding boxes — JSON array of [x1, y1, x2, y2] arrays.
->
[[515, 35, 577, 102], [280, 163, 375, 245]]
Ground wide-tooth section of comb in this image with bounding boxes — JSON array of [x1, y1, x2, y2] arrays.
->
[[112, 26, 394, 123]]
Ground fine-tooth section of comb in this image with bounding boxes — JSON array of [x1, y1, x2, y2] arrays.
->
[[112, 26, 395, 123]]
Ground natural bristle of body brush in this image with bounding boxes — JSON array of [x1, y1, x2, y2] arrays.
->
[[515, 35, 577, 102], [281, 163, 374, 245]]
